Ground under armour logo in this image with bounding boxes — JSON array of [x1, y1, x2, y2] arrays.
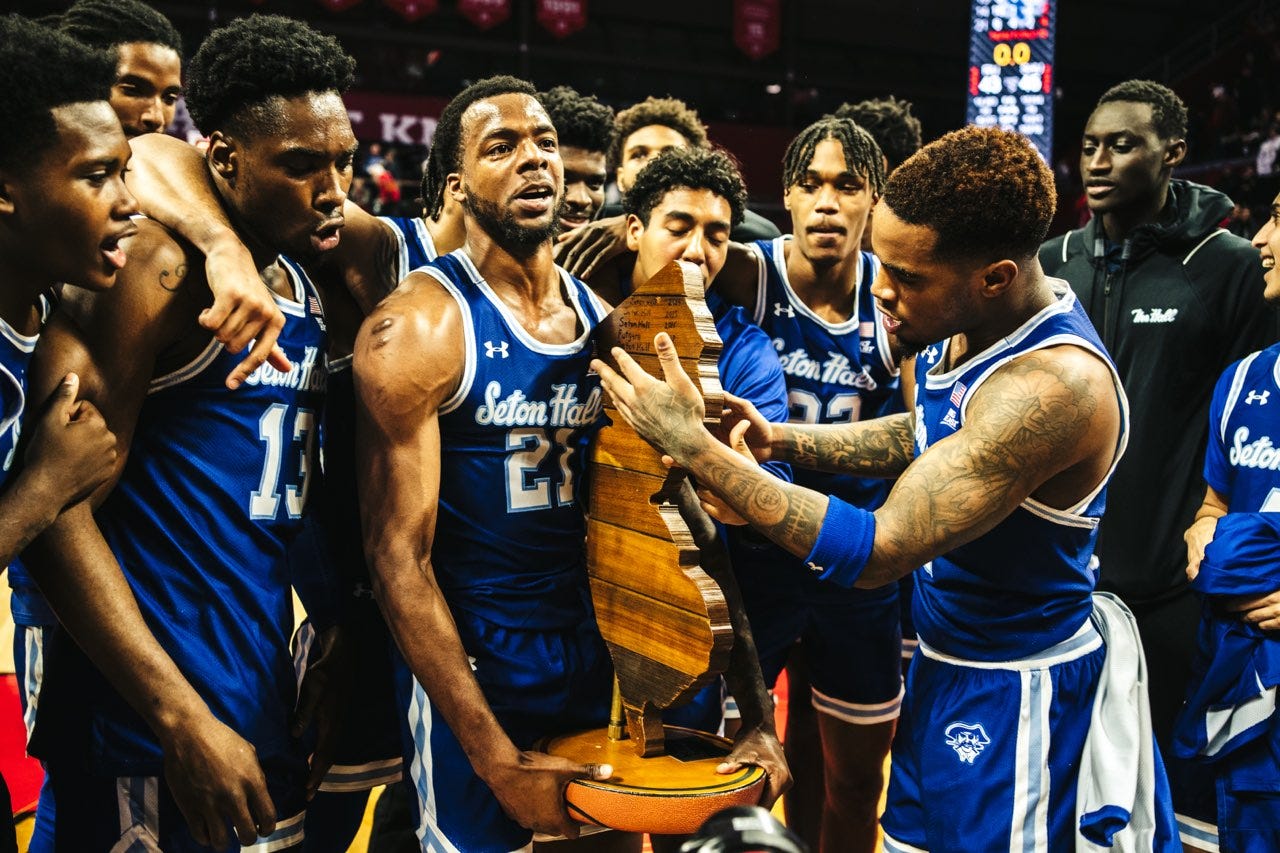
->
[[921, 345, 940, 365], [484, 341, 509, 359], [773, 302, 796, 318], [944, 722, 991, 765], [807, 562, 824, 574], [1246, 390, 1270, 406]]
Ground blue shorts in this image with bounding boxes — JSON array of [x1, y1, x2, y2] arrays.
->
[[292, 605, 404, 793], [395, 610, 613, 853], [882, 621, 1107, 852], [28, 769, 304, 853], [731, 533, 902, 724], [1173, 736, 1280, 853], [899, 570, 918, 662]]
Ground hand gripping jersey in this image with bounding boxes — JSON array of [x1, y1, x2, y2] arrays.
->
[[425, 249, 608, 630], [748, 236, 900, 509], [31, 258, 326, 785], [911, 284, 1129, 661], [0, 294, 52, 486], [1205, 341, 1280, 513]]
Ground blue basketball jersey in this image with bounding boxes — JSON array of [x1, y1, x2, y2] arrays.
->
[[0, 294, 52, 486], [380, 215, 438, 286], [748, 236, 900, 509], [425, 250, 607, 631], [911, 284, 1128, 661], [34, 257, 328, 775], [1204, 342, 1280, 512]]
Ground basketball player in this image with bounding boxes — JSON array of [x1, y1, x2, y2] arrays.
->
[[683, 116, 896, 853], [19, 15, 357, 850], [57, 0, 291, 390], [539, 86, 613, 233], [594, 126, 1181, 851], [1175, 193, 1280, 853], [0, 20, 128, 848]]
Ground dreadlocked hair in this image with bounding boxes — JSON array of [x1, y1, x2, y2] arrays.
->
[[883, 125, 1055, 263], [538, 85, 614, 155], [610, 96, 708, 172], [421, 75, 537, 221], [782, 117, 885, 196], [184, 14, 354, 137], [832, 96, 922, 171], [623, 147, 747, 227], [59, 0, 182, 56], [1096, 79, 1188, 140], [0, 14, 116, 171]]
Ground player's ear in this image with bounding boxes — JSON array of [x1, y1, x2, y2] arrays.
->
[[0, 174, 14, 217], [207, 131, 238, 183], [980, 259, 1018, 298], [1164, 137, 1187, 169], [625, 214, 644, 252], [446, 172, 464, 205]]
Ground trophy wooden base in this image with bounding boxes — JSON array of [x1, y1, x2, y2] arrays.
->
[[541, 725, 766, 836]]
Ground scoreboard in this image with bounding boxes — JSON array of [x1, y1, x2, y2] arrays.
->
[[967, 0, 1056, 161]]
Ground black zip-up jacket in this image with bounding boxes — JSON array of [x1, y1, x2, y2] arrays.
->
[[1040, 179, 1275, 603]]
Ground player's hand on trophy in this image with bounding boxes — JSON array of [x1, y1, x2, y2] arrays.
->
[[718, 391, 778, 464], [697, 419, 757, 525], [23, 372, 117, 508], [554, 214, 628, 279], [593, 332, 711, 467], [292, 624, 356, 799], [161, 713, 276, 848], [200, 236, 291, 391], [487, 750, 613, 838], [718, 724, 791, 808]]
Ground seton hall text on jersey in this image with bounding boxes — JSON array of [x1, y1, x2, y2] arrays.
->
[[773, 342, 878, 391], [1229, 426, 1280, 470], [243, 345, 325, 392], [474, 381, 603, 428]]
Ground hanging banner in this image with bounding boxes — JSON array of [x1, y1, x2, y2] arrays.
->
[[536, 0, 587, 39], [967, 0, 1056, 162], [315, 0, 364, 12], [733, 0, 780, 61], [384, 0, 437, 21], [458, 0, 510, 30]]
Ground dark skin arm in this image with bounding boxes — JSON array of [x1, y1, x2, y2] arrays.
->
[[22, 224, 277, 848], [671, 478, 790, 806], [354, 274, 608, 839], [595, 332, 1118, 588]]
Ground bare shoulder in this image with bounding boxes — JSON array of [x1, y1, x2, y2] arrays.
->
[[353, 268, 466, 419]]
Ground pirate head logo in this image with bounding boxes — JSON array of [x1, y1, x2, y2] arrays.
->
[[944, 721, 991, 765]]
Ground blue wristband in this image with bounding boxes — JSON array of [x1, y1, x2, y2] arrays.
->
[[803, 496, 875, 588]]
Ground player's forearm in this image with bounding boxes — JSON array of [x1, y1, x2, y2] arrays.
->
[[0, 471, 66, 568], [22, 503, 213, 738], [369, 539, 521, 774], [127, 134, 237, 255], [771, 413, 915, 478]]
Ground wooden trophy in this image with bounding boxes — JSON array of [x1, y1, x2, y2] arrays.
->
[[540, 260, 765, 835]]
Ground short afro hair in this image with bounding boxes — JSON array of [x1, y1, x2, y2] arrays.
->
[[538, 85, 615, 156], [832, 96, 922, 171], [0, 15, 116, 172], [184, 15, 355, 137], [1095, 79, 1188, 140], [421, 75, 538, 221], [623, 147, 747, 228], [611, 96, 708, 172], [59, 0, 182, 57], [882, 126, 1055, 264], [783, 117, 885, 197]]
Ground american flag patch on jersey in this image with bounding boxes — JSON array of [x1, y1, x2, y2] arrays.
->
[[949, 382, 966, 407], [308, 295, 323, 316]]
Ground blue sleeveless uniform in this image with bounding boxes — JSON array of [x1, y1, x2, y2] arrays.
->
[[398, 250, 612, 853], [29, 258, 325, 852], [880, 284, 1180, 852], [731, 236, 904, 723], [380, 215, 438, 286], [1169, 341, 1280, 853]]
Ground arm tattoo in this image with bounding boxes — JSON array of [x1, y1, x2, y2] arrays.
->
[[857, 353, 1101, 587], [688, 445, 828, 558], [780, 412, 916, 477]]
